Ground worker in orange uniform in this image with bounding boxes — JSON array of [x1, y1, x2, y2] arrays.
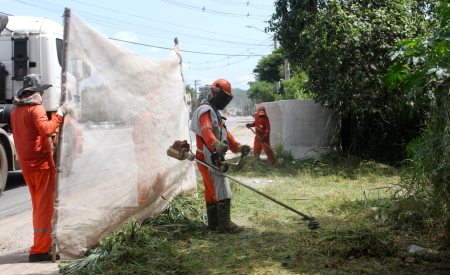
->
[[132, 94, 164, 206], [246, 106, 276, 165], [10, 74, 68, 262], [190, 79, 251, 234]]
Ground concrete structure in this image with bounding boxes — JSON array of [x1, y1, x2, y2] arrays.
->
[[261, 100, 340, 159]]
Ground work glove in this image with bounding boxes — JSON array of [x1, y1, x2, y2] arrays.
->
[[209, 163, 228, 176], [56, 103, 69, 117], [259, 137, 265, 143], [212, 140, 229, 155], [209, 166, 222, 176], [245, 123, 252, 129], [237, 144, 251, 156]]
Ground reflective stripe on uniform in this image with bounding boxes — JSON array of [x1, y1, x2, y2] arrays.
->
[[200, 125, 212, 131], [34, 229, 53, 233]]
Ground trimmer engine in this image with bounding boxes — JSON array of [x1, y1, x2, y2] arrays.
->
[[166, 140, 195, 161]]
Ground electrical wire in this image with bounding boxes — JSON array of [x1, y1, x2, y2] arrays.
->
[[160, 0, 270, 19], [186, 37, 272, 64], [210, 0, 274, 10], [231, 78, 254, 86], [186, 56, 257, 70], [5, 0, 274, 75], [3, 7, 271, 68], [110, 38, 267, 56], [13, 0, 272, 48], [68, 0, 269, 41]]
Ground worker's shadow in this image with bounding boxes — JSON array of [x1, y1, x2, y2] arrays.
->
[[5, 171, 26, 191], [0, 252, 29, 264]]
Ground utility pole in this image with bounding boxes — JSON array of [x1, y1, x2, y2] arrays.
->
[[193, 80, 201, 96], [284, 59, 290, 81], [191, 80, 200, 109]]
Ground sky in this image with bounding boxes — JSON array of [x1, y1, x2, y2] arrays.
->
[[1, 0, 277, 92]]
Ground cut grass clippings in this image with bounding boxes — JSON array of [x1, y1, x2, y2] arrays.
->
[[60, 156, 450, 275]]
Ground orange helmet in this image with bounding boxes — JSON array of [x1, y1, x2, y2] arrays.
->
[[211, 79, 232, 96], [258, 106, 266, 116]]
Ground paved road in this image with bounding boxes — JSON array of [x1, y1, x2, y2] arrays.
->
[[0, 172, 29, 219]]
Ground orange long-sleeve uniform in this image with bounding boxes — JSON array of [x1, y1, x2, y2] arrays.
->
[[249, 114, 275, 165], [11, 104, 62, 255], [196, 111, 240, 203]]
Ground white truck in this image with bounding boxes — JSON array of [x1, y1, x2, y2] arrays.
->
[[0, 15, 84, 196]]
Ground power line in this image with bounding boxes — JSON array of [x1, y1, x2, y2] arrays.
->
[[4, 0, 273, 77], [231, 78, 254, 86], [185, 42, 272, 64], [160, 0, 270, 19], [68, 0, 268, 41], [13, 0, 272, 48], [210, 0, 274, 10], [109, 38, 267, 56], [186, 56, 255, 70]]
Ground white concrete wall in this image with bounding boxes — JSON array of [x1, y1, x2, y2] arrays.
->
[[261, 100, 340, 159]]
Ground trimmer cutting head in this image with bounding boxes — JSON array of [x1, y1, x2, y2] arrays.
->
[[307, 218, 320, 229]]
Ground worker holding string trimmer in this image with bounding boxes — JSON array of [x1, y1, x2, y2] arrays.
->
[[246, 106, 276, 165], [190, 79, 251, 234]]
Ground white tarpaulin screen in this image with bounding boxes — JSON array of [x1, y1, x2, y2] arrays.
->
[[53, 10, 196, 257]]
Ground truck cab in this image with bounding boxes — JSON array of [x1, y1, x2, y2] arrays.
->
[[0, 15, 83, 196]]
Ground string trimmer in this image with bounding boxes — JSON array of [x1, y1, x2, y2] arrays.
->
[[167, 140, 320, 229]]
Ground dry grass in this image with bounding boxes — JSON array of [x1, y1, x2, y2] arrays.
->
[[61, 156, 450, 275]]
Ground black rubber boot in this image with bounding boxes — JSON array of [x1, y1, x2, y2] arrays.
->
[[206, 202, 218, 231], [217, 199, 244, 234], [29, 253, 60, 262]]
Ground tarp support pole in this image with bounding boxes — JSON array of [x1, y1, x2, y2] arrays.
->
[[52, 7, 71, 263]]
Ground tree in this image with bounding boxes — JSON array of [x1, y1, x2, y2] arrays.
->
[[384, 0, 450, 236], [268, 0, 438, 161], [253, 48, 284, 83], [279, 70, 313, 100], [247, 81, 276, 103], [386, 0, 450, 197]]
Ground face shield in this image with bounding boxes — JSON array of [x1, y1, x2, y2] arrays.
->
[[208, 89, 233, 110]]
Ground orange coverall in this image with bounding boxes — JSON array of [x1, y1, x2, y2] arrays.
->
[[11, 104, 62, 255], [195, 111, 240, 203], [249, 113, 276, 165], [132, 112, 163, 205]]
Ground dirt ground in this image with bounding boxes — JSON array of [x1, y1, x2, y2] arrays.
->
[[0, 210, 70, 275]]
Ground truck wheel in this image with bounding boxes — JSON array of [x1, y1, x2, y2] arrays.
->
[[0, 142, 8, 196]]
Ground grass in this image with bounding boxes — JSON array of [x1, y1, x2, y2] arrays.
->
[[60, 156, 450, 275]]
